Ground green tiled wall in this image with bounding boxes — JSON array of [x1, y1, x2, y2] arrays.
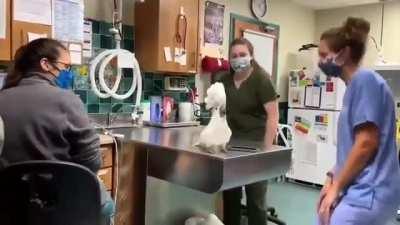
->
[[73, 69, 138, 113], [73, 20, 196, 115], [142, 73, 196, 103], [72, 19, 136, 114], [91, 20, 135, 54]]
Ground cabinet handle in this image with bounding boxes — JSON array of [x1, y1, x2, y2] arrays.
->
[[102, 154, 106, 162], [191, 51, 196, 69]]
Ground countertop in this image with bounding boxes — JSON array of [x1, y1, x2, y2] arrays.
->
[[110, 126, 290, 159], [109, 126, 292, 193], [99, 134, 114, 145]]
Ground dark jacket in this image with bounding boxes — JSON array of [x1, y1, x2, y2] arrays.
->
[[0, 73, 101, 172], [218, 64, 278, 141]]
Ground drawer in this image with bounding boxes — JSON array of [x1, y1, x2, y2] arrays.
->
[[98, 167, 113, 191], [101, 147, 113, 168]]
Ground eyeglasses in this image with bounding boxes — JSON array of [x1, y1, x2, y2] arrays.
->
[[53, 61, 72, 72]]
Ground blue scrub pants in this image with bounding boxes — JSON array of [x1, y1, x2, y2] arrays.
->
[[317, 199, 397, 225]]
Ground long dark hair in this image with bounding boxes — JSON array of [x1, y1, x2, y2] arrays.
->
[[321, 17, 370, 64], [4, 38, 67, 89]]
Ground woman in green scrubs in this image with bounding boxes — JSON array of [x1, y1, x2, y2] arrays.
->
[[219, 38, 279, 225]]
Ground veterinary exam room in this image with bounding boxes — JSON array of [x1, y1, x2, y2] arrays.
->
[[1, 0, 400, 225]]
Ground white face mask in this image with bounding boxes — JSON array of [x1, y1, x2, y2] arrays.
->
[[230, 56, 252, 73]]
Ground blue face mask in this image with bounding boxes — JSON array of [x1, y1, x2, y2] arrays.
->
[[318, 56, 343, 78], [55, 69, 75, 89]]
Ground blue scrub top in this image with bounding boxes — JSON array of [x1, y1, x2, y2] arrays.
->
[[336, 68, 400, 209]]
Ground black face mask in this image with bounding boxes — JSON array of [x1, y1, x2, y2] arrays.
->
[[318, 51, 344, 78], [318, 57, 343, 78]]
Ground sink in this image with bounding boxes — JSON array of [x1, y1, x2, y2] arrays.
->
[[89, 113, 136, 129]]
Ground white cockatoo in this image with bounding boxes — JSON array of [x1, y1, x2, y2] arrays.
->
[[196, 82, 232, 154]]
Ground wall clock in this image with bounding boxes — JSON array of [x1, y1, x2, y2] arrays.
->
[[251, 0, 267, 20]]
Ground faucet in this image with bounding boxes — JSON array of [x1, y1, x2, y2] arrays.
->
[[108, 105, 143, 127]]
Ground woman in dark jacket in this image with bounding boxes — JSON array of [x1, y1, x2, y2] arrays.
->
[[220, 38, 279, 225], [0, 38, 114, 223]]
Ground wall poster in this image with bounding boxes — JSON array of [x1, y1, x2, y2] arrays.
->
[[204, 1, 224, 46]]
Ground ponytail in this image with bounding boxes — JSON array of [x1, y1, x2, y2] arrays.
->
[[4, 38, 66, 89], [320, 17, 370, 64]]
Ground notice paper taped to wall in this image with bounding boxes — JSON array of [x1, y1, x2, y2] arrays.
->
[[69, 43, 82, 65], [13, 0, 52, 25], [82, 20, 92, 58], [53, 0, 84, 42], [0, 0, 6, 39], [27, 32, 48, 42]]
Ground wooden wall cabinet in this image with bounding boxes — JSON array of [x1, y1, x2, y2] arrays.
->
[[0, 0, 11, 61], [11, 21, 51, 59], [1, 0, 52, 60], [11, 1, 52, 60], [135, 0, 200, 74]]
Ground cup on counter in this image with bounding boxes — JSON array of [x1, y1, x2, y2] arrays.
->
[[150, 96, 162, 123], [178, 102, 194, 122], [162, 96, 175, 123], [141, 101, 151, 122]]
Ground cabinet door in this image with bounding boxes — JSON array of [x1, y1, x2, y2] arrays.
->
[[135, 0, 160, 72], [158, 0, 199, 74], [11, 21, 51, 59], [98, 167, 113, 191], [0, 0, 11, 61], [101, 147, 113, 168]]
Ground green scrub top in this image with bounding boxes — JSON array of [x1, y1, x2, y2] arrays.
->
[[219, 65, 278, 141]]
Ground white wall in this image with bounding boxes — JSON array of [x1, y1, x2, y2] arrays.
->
[[315, 1, 400, 67], [262, 0, 315, 102], [381, 1, 400, 64]]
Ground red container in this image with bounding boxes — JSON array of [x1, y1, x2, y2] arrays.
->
[[162, 96, 175, 123]]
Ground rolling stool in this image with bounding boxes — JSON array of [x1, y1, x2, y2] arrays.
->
[[0, 161, 104, 225], [239, 124, 292, 225]]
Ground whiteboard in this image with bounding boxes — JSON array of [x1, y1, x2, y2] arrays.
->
[[243, 29, 275, 76]]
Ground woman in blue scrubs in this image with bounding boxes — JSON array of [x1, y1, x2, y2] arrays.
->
[[316, 17, 400, 225]]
